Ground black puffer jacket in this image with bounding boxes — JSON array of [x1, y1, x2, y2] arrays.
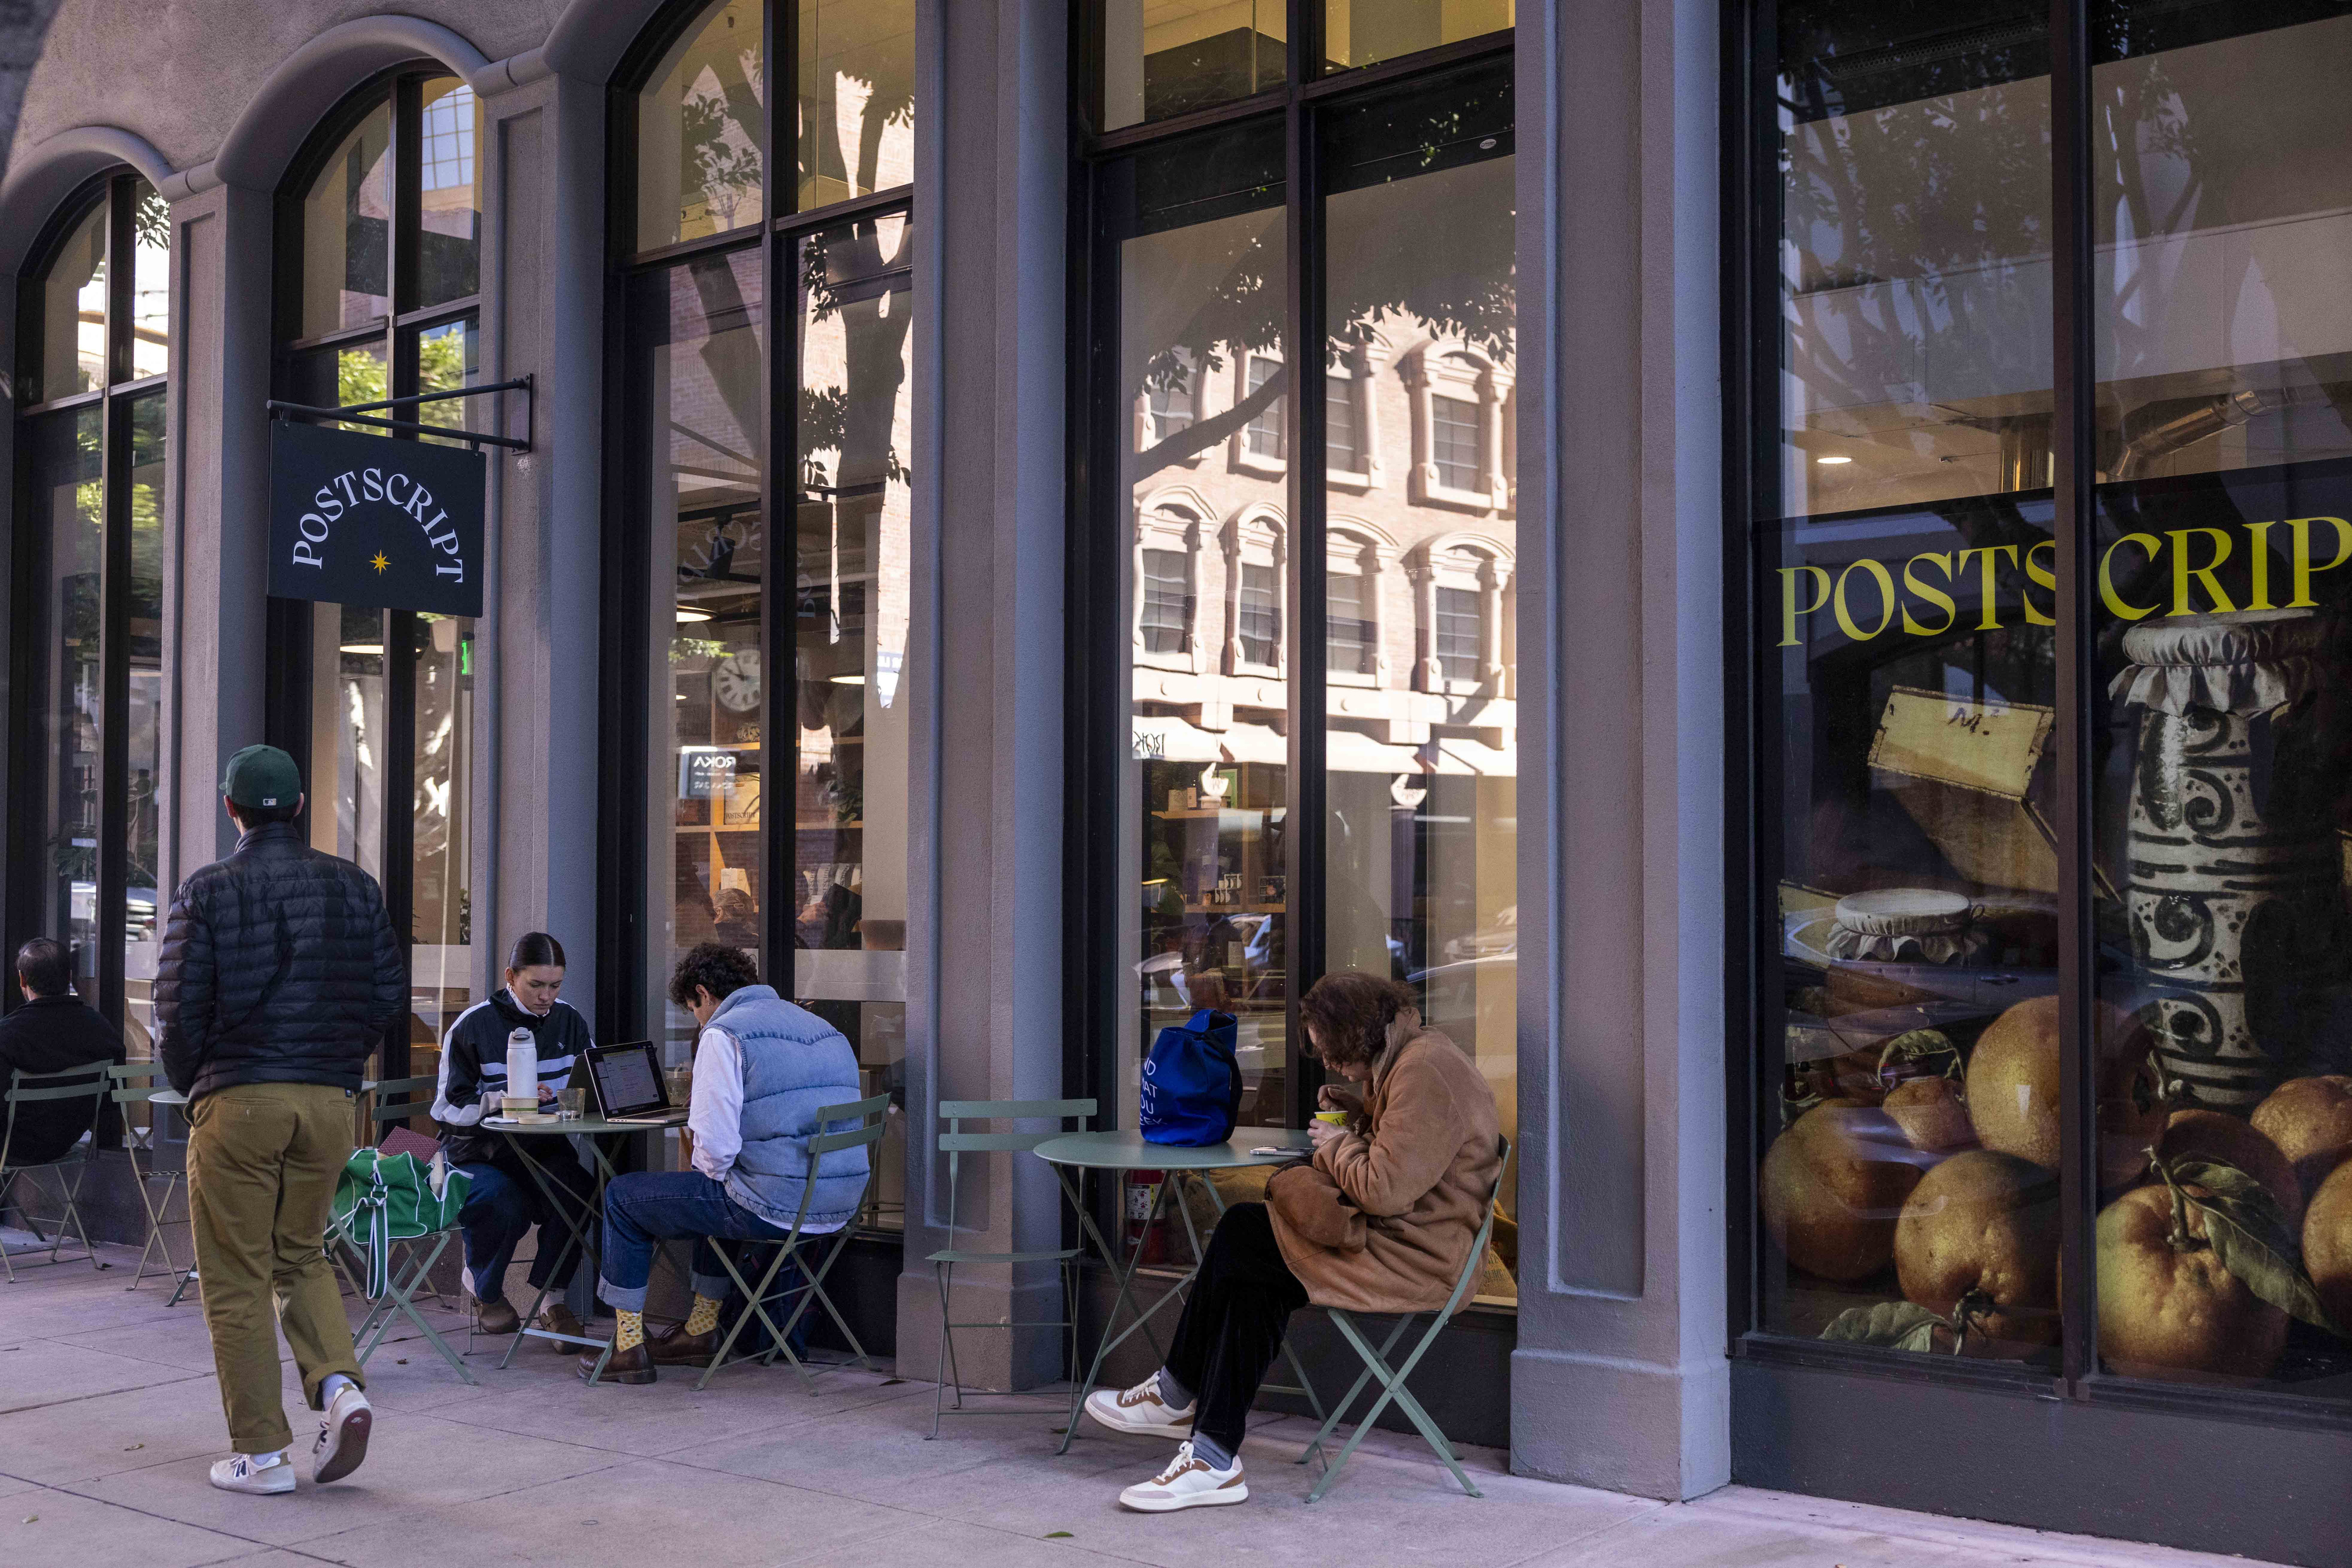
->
[[154, 822, 407, 1100]]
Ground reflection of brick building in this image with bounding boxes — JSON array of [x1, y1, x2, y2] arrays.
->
[[1127, 316, 1517, 764]]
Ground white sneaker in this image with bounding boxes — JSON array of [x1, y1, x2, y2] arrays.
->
[[209, 1451, 296, 1494], [1117, 1440, 1249, 1512], [311, 1383, 373, 1484], [1084, 1371, 1196, 1438]]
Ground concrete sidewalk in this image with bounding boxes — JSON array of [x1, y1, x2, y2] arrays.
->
[[0, 1239, 2296, 1568]]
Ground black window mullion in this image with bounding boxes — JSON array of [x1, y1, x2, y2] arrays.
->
[[2049, 0, 2099, 1399], [1283, 0, 1328, 1129], [772, 0, 792, 220], [105, 177, 135, 389], [763, 223, 791, 991], [392, 75, 423, 320], [380, 606, 416, 1080]]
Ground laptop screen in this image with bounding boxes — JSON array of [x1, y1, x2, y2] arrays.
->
[[586, 1042, 665, 1117]]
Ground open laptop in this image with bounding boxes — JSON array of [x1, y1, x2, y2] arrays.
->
[[583, 1040, 688, 1125]]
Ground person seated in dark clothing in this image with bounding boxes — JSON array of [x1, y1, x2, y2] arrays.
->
[[431, 931, 597, 1341], [0, 938, 123, 1169]]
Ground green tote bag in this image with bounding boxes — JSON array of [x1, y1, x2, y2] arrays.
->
[[332, 1149, 472, 1299]]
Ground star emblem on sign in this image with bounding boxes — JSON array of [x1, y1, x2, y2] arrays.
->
[[371, 551, 390, 573]]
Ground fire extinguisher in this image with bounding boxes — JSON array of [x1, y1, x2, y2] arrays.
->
[[1125, 1170, 1169, 1266]]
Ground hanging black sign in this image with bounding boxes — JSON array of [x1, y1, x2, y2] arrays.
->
[[267, 421, 486, 618]]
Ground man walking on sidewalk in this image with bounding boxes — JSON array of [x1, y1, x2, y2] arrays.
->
[[156, 745, 406, 1495]]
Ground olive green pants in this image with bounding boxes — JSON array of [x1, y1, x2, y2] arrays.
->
[[187, 1082, 365, 1454]]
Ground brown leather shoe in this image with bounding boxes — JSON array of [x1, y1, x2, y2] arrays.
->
[[475, 1298, 521, 1336], [646, 1323, 720, 1367], [538, 1304, 586, 1347], [579, 1341, 655, 1385]]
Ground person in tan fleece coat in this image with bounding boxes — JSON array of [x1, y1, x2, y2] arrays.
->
[[1085, 972, 1503, 1513]]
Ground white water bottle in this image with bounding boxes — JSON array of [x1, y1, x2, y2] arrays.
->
[[505, 1026, 538, 1117]]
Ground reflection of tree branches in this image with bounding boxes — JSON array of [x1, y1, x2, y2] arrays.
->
[[799, 221, 913, 495]]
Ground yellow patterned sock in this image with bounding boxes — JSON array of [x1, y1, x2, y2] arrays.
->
[[684, 1294, 722, 1336], [615, 1309, 644, 1352]]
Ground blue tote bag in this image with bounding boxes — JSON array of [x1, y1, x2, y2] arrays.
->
[[1139, 1008, 1243, 1146]]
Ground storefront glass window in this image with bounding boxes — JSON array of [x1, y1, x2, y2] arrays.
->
[[1320, 64, 1516, 1297], [1322, 1, 1513, 73], [1100, 1, 1287, 132], [637, 0, 765, 252], [9, 175, 171, 1041], [2087, 3, 2352, 1396], [1112, 122, 1290, 1131], [416, 78, 482, 310], [274, 78, 486, 1079], [124, 392, 165, 1047], [797, 0, 915, 209], [634, 248, 767, 1059], [793, 214, 915, 1229], [307, 602, 387, 881], [1751, 2, 2062, 1360], [300, 103, 393, 338], [25, 407, 104, 999], [24, 200, 105, 404]]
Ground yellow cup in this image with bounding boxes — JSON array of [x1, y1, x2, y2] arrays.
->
[[1313, 1110, 1347, 1126]]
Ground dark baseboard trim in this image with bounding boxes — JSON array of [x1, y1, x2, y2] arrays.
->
[[1732, 1357, 2352, 1566]]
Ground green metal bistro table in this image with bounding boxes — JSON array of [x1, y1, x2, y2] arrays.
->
[[486, 1114, 655, 1377], [1033, 1128, 1327, 1456]]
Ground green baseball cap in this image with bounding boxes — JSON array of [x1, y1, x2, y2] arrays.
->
[[221, 744, 303, 810]]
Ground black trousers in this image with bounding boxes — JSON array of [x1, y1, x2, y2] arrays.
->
[[1163, 1200, 1308, 1454]]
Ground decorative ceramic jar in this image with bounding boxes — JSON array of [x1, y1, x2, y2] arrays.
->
[[2113, 609, 2347, 1110]]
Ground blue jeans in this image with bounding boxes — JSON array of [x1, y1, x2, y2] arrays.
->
[[456, 1152, 593, 1303], [597, 1170, 800, 1313]]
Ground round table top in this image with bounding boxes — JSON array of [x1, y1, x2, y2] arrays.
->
[[485, 1115, 656, 1136], [1032, 1127, 1316, 1171]]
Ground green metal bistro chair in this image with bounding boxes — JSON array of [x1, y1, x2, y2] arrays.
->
[[686, 1092, 891, 1392], [925, 1097, 1096, 1439], [0, 1065, 112, 1282], [325, 1073, 477, 1386], [108, 1063, 191, 1290], [1299, 1134, 1512, 1503]]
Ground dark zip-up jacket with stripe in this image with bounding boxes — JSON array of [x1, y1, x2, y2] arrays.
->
[[432, 988, 592, 1167], [154, 822, 406, 1100]]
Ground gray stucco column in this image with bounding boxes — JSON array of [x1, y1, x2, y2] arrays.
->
[[1506, 0, 1730, 1501], [891, 0, 1071, 1391]]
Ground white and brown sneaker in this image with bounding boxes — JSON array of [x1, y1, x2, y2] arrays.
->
[[1117, 1440, 1249, 1512], [1084, 1371, 1196, 1438]]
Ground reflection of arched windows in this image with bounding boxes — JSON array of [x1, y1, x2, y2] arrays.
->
[[1326, 339, 1386, 490], [1134, 493, 1208, 672], [1403, 339, 1512, 512], [1222, 506, 1287, 676], [9, 170, 169, 1033], [1326, 521, 1396, 684], [1411, 535, 1513, 695]]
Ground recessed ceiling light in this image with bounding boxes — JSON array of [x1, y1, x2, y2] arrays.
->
[[830, 673, 866, 686], [339, 642, 384, 655], [1816, 454, 1853, 466], [676, 606, 713, 623]]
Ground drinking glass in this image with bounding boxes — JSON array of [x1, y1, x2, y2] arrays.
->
[[557, 1087, 586, 1120]]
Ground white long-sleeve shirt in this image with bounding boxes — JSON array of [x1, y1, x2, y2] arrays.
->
[[688, 1025, 844, 1236]]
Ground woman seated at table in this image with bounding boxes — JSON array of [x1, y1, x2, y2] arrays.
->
[[1084, 971, 1501, 1512], [432, 931, 598, 1341]]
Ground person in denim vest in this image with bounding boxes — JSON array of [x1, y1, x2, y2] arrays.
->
[[583, 942, 867, 1384]]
